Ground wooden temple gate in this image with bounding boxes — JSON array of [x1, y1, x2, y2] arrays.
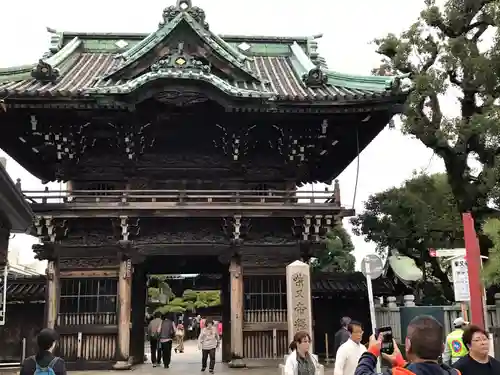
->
[[243, 275, 288, 359], [0, 0, 406, 369], [55, 277, 118, 365]]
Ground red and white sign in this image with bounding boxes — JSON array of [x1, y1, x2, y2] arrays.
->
[[429, 248, 466, 258]]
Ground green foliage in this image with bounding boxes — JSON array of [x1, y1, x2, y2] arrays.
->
[[482, 218, 500, 286], [373, 0, 500, 219], [153, 289, 221, 315], [313, 225, 356, 272], [350, 173, 463, 302], [147, 275, 175, 303]]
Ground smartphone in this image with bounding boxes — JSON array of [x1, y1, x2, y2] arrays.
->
[[375, 326, 394, 355]]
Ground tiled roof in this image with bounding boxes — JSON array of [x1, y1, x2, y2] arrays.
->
[[312, 272, 397, 296], [5, 276, 45, 302], [0, 2, 408, 105]]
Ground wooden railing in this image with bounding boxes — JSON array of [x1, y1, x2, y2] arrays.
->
[[22, 189, 340, 206]]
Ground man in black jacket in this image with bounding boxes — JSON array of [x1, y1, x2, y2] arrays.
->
[[20, 328, 67, 375], [355, 315, 460, 375], [334, 317, 352, 357]]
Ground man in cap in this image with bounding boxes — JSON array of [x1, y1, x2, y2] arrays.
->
[[443, 317, 469, 365]]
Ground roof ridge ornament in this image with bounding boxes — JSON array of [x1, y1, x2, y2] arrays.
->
[[302, 65, 327, 88], [159, 0, 209, 30], [31, 60, 60, 83]]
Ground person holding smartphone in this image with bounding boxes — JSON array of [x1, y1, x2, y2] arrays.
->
[[355, 315, 460, 375]]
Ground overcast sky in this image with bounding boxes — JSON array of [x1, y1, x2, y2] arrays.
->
[[0, 0, 452, 268]]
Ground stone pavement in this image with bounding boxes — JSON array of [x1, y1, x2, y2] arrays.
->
[[70, 340, 282, 375]]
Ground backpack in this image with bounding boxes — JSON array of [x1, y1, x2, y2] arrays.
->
[[32, 356, 59, 375]]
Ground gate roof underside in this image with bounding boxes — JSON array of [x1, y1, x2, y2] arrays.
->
[[0, 1, 409, 107]]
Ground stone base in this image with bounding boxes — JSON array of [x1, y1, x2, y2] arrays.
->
[[112, 361, 132, 370], [228, 358, 246, 368]]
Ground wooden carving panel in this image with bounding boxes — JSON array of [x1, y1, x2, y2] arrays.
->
[[61, 218, 116, 247], [134, 217, 227, 244], [59, 257, 119, 269]]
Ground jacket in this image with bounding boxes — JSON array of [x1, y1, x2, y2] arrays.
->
[[284, 350, 320, 375], [20, 351, 67, 375], [198, 327, 220, 350], [148, 317, 162, 338], [159, 319, 176, 341], [334, 328, 351, 356], [354, 351, 461, 375], [442, 329, 467, 364]]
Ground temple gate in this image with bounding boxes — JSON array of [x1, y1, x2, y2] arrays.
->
[[0, 0, 407, 369]]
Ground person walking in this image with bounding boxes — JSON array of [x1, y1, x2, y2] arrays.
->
[[159, 313, 176, 369], [334, 321, 366, 375], [198, 319, 220, 373], [333, 317, 352, 357], [453, 325, 500, 375], [174, 322, 185, 353], [443, 317, 469, 365], [147, 312, 163, 367], [20, 328, 67, 375]]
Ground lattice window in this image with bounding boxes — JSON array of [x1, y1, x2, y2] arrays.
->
[[244, 275, 286, 311], [60, 278, 117, 314]]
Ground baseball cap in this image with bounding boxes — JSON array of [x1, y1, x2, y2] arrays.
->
[[453, 317, 469, 327]]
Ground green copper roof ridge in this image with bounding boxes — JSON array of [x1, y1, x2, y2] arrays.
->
[[104, 11, 260, 83], [54, 30, 317, 44], [181, 13, 260, 82], [288, 41, 316, 84], [103, 13, 184, 79], [0, 37, 81, 82], [86, 69, 274, 98], [211, 32, 249, 62], [120, 29, 162, 61], [44, 37, 81, 67], [325, 71, 408, 91]]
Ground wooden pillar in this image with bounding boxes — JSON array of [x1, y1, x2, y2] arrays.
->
[[46, 258, 60, 329], [221, 270, 231, 363], [130, 262, 146, 365], [113, 257, 132, 370], [229, 256, 245, 368]]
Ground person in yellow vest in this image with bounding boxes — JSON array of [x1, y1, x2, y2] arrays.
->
[[443, 317, 468, 365]]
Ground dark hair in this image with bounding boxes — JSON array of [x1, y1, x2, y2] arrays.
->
[[289, 331, 311, 351], [154, 311, 161, 318], [37, 328, 58, 352], [340, 317, 351, 327], [462, 325, 488, 349], [206, 319, 214, 326], [407, 315, 443, 360], [347, 320, 363, 333]]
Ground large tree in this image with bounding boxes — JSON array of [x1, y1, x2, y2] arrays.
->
[[374, 0, 500, 224], [313, 225, 356, 272], [350, 173, 463, 301]]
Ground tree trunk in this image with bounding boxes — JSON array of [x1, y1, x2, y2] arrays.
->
[[429, 257, 454, 301]]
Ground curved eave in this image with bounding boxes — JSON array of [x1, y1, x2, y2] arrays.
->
[[0, 165, 33, 232], [105, 12, 260, 83], [86, 69, 274, 99], [326, 71, 409, 92], [272, 92, 408, 107], [288, 40, 409, 97], [0, 37, 81, 83]]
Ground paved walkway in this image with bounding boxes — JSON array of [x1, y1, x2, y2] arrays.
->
[[70, 340, 282, 375]]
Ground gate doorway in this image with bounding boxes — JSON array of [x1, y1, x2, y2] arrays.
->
[[130, 255, 228, 370]]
